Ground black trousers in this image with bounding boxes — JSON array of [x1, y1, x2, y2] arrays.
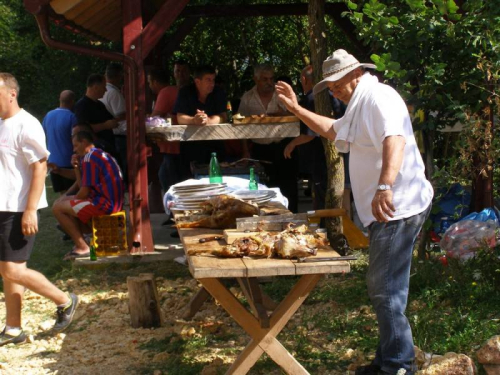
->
[[251, 139, 299, 213]]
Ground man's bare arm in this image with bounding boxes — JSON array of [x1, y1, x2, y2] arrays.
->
[[379, 136, 406, 187], [75, 186, 90, 200], [371, 135, 406, 222], [90, 119, 118, 132], [207, 112, 226, 124], [151, 109, 166, 117], [22, 158, 47, 235], [177, 113, 197, 125], [276, 81, 337, 140]]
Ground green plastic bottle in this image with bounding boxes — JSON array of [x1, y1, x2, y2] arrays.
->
[[249, 167, 258, 190], [90, 245, 97, 261], [209, 152, 222, 183], [226, 101, 233, 123]]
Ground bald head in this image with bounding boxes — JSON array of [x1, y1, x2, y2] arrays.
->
[[300, 65, 314, 93], [59, 90, 75, 109]]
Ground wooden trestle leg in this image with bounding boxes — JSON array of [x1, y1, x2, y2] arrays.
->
[[199, 274, 323, 375]]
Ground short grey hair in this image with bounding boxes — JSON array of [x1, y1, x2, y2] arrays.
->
[[254, 63, 274, 79], [0, 73, 20, 96]]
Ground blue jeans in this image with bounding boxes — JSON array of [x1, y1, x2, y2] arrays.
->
[[367, 205, 430, 374]]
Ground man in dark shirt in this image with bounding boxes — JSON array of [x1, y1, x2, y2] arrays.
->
[[74, 74, 118, 156], [174, 65, 227, 171]]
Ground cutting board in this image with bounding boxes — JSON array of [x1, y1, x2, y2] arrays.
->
[[233, 115, 299, 125], [235, 212, 369, 249], [236, 213, 308, 231]]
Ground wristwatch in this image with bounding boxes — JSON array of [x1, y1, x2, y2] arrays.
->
[[377, 184, 392, 191]]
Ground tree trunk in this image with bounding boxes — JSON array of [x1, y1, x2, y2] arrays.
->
[[308, 0, 346, 253], [472, 100, 494, 211], [127, 273, 163, 328], [418, 128, 434, 260]]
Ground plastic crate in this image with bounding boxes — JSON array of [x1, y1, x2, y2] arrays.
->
[[91, 210, 127, 256]]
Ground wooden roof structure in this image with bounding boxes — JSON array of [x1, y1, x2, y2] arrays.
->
[[23, 0, 361, 254]]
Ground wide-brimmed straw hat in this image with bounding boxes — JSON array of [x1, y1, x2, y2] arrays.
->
[[312, 49, 376, 95]]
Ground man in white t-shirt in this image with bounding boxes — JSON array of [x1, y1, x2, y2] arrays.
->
[[0, 73, 79, 345], [100, 63, 127, 183], [276, 50, 433, 375]]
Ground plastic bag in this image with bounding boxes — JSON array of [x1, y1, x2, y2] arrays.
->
[[145, 116, 171, 128], [460, 208, 499, 224], [439, 220, 497, 260]]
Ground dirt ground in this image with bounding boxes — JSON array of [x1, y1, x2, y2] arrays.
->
[[0, 271, 370, 375]]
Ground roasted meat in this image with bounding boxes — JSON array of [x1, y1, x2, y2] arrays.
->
[[212, 234, 274, 258], [275, 224, 329, 259], [176, 195, 259, 229], [212, 223, 329, 259]]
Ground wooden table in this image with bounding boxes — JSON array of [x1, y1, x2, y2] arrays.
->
[[146, 121, 300, 142], [179, 227, 350, 375]]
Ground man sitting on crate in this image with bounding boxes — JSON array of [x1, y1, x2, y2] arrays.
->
[[52, 131, 124, 260]]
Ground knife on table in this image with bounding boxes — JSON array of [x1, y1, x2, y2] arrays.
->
[[199, 236, 223, 243], [297, 255, 357, 263]]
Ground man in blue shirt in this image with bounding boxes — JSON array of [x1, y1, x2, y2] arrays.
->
[[42, 90, 78, 195], [174, 65, 227, 174]]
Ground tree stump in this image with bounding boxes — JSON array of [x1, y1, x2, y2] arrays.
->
[[127, 273, 163, 328]]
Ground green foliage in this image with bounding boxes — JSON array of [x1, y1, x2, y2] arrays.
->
[[410, 245, 500, 353], [345, 0, 500, 131], [2, 0, 358, 119], [0, 0, 113, 120], [166, 0, 355, 101]]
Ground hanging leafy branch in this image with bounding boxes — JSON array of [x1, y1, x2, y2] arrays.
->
[[344, 0, 499, 186]]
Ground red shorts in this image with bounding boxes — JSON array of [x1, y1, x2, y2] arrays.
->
[[70, 199, 107, 224]]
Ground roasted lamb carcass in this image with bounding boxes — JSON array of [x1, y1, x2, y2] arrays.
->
[[176, 195, 259, 229], [188, 232, 276, 258], [275, 224, 330, 259], [214, 233, 275, 258]]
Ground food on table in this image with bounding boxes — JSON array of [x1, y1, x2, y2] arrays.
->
[[176, 195, 259, 229], [190, 233, 276, 258], [275, 223, 328, 258], [188, 223, 329, 259], [233, 113, 245, 120]]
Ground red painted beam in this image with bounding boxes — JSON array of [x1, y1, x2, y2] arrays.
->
[[141, 0, 190, 61], [23, 0, 50, 15], [122, 0, 154, 254]]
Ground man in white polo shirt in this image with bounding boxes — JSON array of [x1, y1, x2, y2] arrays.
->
[[238, 64, 299, 212], [276, 50, 433, 375]]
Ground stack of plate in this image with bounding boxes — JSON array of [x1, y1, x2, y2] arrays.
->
[[171, 183, 227, 211], [230, 190, 277, 205]]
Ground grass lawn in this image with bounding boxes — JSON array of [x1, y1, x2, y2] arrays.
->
[[0, 177, 498, 374]]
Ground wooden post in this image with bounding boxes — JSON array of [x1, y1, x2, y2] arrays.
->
[[127, 273, 163, 328]]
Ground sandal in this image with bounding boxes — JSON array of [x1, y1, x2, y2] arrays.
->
[[63, 250, 90, 261]]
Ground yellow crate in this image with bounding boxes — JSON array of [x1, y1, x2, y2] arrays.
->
[[91, 210, 127, 257]]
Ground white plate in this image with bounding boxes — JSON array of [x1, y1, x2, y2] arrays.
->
[[175, 189, 227, 198], [173, 183, 226, 191], [231, 190, 276, 200], [177, 195, 213, 202], [174, 189, 226, 197], [170, 206, 203, 212]]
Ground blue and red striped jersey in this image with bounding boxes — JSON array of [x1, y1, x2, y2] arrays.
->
[[80, 147, 124, 214]]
